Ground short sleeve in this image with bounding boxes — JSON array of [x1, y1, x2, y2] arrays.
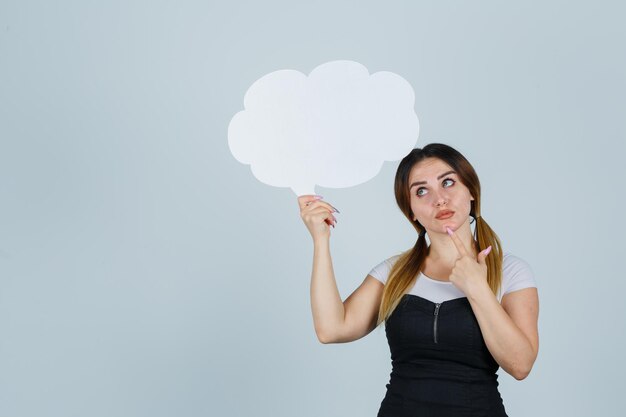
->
[[368, 255, 401, 285], [501, 253, 538, 297]]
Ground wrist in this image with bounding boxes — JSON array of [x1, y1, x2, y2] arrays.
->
[[467, 280, 494, 303], [313, 236, 330, 247]]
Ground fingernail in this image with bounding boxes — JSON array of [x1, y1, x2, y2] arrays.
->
[[331, 205, 340, 213], [446, 227, 453, 236], [314, 195, 323, 200], [484, 246, 492, 255]]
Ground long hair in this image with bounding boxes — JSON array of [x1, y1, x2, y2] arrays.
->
[[376, 143, 503, 326]]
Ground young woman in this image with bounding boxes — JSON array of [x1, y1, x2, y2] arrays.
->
[[298, 143, 539, 416]]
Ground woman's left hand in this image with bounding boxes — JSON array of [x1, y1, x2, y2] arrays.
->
[[446, 227, 492, 298]]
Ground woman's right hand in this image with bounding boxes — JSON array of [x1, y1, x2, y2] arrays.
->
[[297, 195, 338, 241]]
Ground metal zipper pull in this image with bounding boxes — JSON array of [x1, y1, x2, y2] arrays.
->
[[433, 303, 441, 344]]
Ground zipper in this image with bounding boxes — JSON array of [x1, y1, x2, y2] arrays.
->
[[433, 303, 441, 344]]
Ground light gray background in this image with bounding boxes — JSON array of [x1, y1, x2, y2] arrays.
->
[[1, 1, 624, 416]]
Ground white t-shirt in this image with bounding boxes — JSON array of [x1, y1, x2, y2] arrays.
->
[[368, 252, 537, 303]]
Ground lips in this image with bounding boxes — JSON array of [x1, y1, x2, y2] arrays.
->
[[436, 210, 455, 219]]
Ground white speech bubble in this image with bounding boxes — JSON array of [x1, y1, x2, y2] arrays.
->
[[228, 60, 419, 196]]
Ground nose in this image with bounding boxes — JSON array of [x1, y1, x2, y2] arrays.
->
[[434, 191, 448, 207]]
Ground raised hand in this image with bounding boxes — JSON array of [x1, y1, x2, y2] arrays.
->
[[446, 227, 492, 297], [297, 195, 339, 242]]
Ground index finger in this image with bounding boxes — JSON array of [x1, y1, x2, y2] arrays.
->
[[446, 227, 470, 257], [297, 194, 323, 209]]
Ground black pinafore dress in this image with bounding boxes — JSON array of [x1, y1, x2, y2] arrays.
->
[[377, 294, 508, 417]]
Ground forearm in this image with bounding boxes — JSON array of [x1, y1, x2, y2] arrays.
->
[[467, 285, 536, 380], [310, 238, 344, 343]]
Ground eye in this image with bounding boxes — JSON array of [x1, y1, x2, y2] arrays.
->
[[415, 178, 455, 197], [443, 178, 455, 187]]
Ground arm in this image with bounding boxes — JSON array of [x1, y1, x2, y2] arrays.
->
[[467, 286, 539, 380], [445, 228, 539, 380], [310, 238, 344, 343], [310, 237, 384, 343], [299, 195, 383, 344]]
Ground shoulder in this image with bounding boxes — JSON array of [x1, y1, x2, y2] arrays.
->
[[382, 254, 402, 268], [502, 252, 530, 272], [501, 252, 538, 296], [368, 254, 401, 284], [502, 252, 535, 279]]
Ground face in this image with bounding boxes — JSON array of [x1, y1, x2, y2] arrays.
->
[[408, 157, 474, 234]]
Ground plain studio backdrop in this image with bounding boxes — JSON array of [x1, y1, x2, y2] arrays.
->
[[1, 1, 624, 416]]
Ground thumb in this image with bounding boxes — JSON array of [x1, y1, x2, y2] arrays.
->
[[478, 246, 492, 265]]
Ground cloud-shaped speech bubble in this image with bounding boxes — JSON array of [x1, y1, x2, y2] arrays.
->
[[228, 60, 419, 196]]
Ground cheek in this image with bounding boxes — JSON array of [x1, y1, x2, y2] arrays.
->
[[412, 194, 435, 211], [458, 192, 474, 211], [410, 201, 420, 216], [411, 201, 429, 218]]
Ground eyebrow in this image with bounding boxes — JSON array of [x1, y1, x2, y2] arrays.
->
[[409, 170, 457, 190]]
